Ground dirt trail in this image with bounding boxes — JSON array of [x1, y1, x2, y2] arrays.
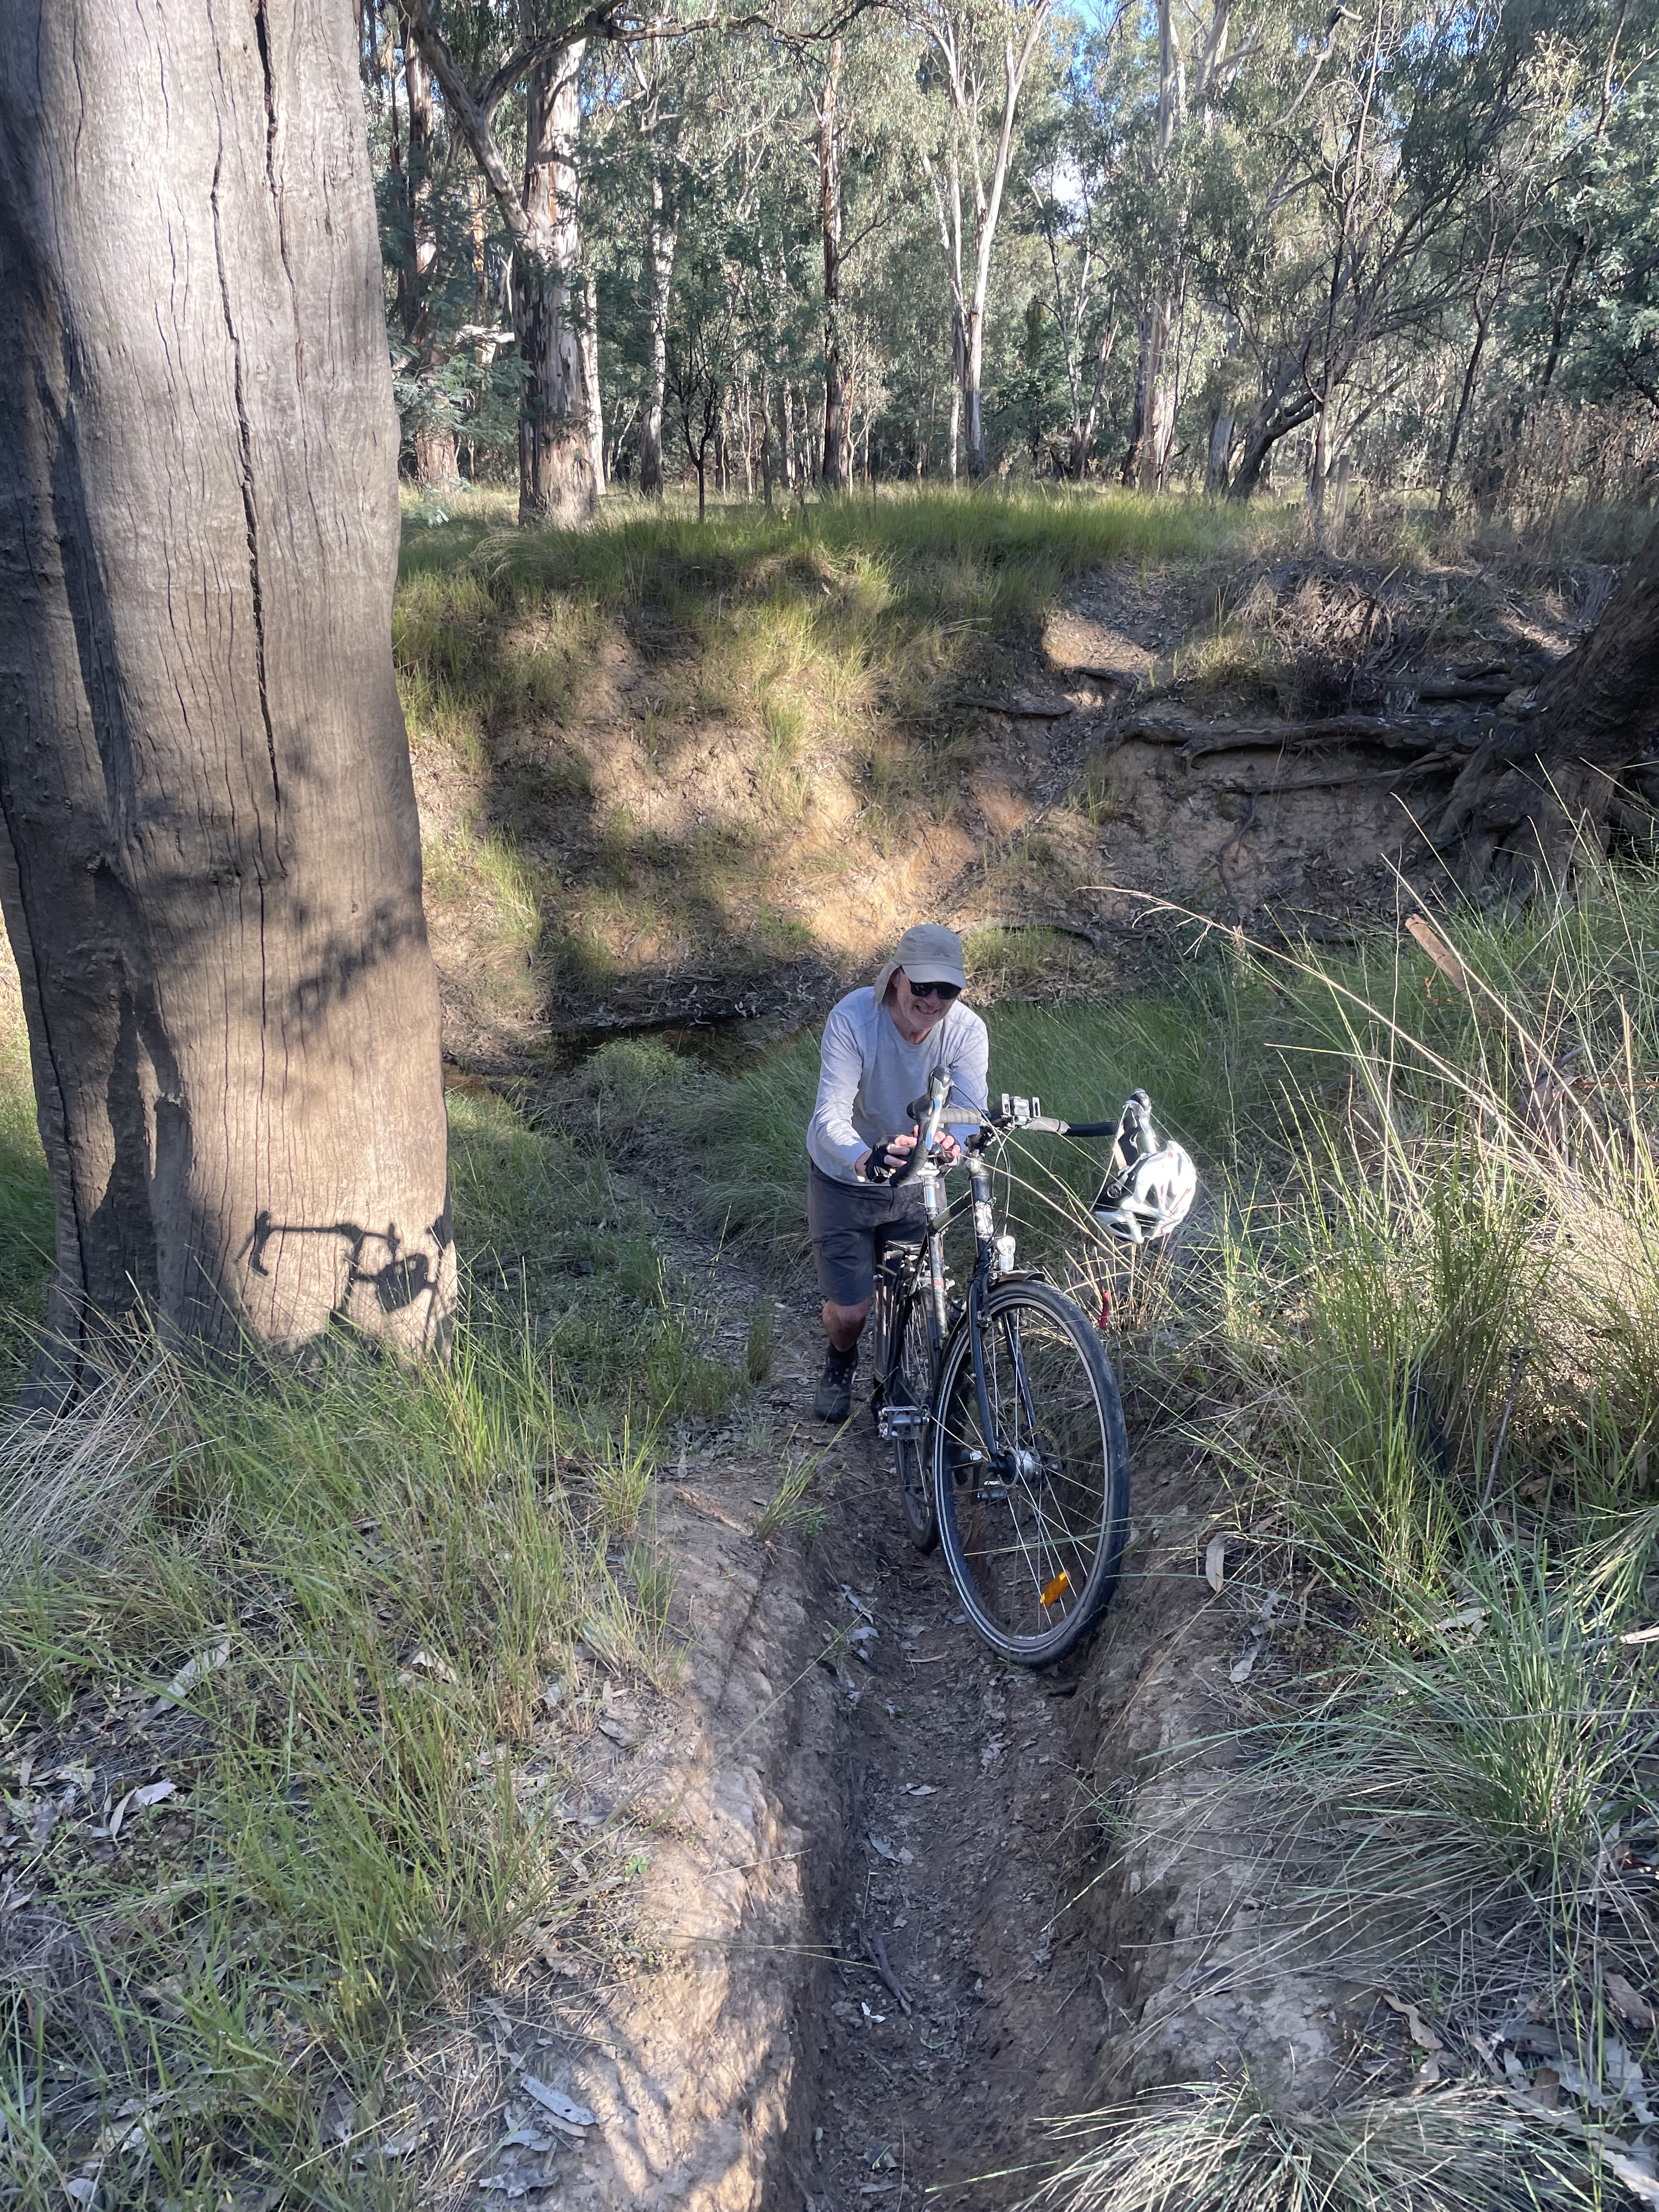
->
[[545, 1187, 1181, 2211], [778, 1403, 1115, 2210]]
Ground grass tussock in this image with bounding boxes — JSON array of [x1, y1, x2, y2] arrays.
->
[[1027, 2075, 1605, 2211], [0, 1068, 740, 2201]]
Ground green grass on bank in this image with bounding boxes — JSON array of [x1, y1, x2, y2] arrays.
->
[[0, 1037, 739, 2202]]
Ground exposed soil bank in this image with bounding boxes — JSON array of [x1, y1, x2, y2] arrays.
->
[[419, 541, 1616, 1071]]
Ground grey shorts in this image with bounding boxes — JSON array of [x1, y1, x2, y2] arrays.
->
[[806, 1165, 927, 1307]]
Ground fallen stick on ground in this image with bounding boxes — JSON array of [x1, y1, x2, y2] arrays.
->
[[866, 1932, 913, 2014]]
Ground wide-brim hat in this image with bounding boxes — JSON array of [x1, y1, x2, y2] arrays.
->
[[874, 922, 967, 1005]]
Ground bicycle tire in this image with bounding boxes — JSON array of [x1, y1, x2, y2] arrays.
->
[[884, 1282, 939, 1553], [932, 1278, 1128, 1666]]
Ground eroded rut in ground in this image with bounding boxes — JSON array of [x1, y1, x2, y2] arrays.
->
[[629, 1206, 1211, 2212], [784, 1403, 1115, 2210]]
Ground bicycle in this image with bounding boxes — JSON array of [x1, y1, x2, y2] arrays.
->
[[868, 1069, 1192, 1667]]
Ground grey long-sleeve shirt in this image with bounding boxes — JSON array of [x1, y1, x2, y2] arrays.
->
[[807, 988, 990, 1185]]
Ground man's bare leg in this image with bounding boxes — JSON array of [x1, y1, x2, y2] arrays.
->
[[822, 1297, 871, 1352]]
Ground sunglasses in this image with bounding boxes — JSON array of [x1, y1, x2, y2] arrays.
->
[[900, 974, 961, 1002]]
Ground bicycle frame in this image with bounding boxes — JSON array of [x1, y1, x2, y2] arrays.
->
[[882, 1082, 1024, 1471]]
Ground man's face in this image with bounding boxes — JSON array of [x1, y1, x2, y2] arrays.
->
[[893, 968, 954, 1034]]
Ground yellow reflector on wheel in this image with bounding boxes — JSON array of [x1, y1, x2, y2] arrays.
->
[[1040, 1570, 1071, 1609]]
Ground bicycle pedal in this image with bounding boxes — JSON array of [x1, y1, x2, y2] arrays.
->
[[877, 1406, 924, 1441]]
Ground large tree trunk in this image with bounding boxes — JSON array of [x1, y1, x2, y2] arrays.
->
[[0, 0, 454, 1399], [639, 176, 676, 498], [1228, 382, 1317, 501], [1434, 527, 1659, 887], [517, 46, 596, 527]]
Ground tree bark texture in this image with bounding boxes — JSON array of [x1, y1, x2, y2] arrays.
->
[[1435, 526, 1659, 886], [518, 47, 597, 527], [0, 0, 454, 1393], [963, 302, 988, 479]]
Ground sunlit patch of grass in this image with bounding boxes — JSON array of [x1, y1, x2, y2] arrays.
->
[[754, 1442, 829, 1538], [393, 485, 1266, 1012]]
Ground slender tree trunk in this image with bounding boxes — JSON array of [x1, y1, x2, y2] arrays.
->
[[583, 256, 605, 495], [0, 0, 454, 1396], [1434, 524, 1659, 887], [948, 309, 964, 482], [516, 46, 596, 527], [1307, 397, 1330, 521], [472, 180, 489, 323], [1205, 413, 1233, 492], [1121, 311, 1153, 486], [963, 302, 988, 478], [397, 18, 435, 351], [397, 21, 460, 492], [639, 177, 676, 499], [1437, 304, 1493, 521], [782, 381, 797, 492], [818, 36, 850, 491], [1143, 296, 1180, 491]]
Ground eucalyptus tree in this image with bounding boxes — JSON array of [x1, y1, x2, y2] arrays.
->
[[777, 8, 913, 485], [906, 0, 1056, 477], [0, 0, 454, 1397], [362, 0, 523, 488], [1180, 0, 1541, 507], [401, 0, 617, 523]]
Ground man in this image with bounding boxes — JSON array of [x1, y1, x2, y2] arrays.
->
[[806, 923, 989, 1421]]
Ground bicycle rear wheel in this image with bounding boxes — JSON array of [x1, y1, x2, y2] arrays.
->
[[933, 1279, 1128, 1664], [883, 1280, 938, 1553]]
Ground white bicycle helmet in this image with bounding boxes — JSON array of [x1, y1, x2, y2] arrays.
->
[[1091, 1091, 1197, 1245]]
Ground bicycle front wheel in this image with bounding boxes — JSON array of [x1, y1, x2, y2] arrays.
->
[[933, 1279, 1128, 1665]]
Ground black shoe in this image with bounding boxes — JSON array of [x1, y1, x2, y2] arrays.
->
[[814, 1346, 856, 1422]]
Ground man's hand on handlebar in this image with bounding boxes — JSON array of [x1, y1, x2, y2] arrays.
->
[[857, 1127, 961, 1182]]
